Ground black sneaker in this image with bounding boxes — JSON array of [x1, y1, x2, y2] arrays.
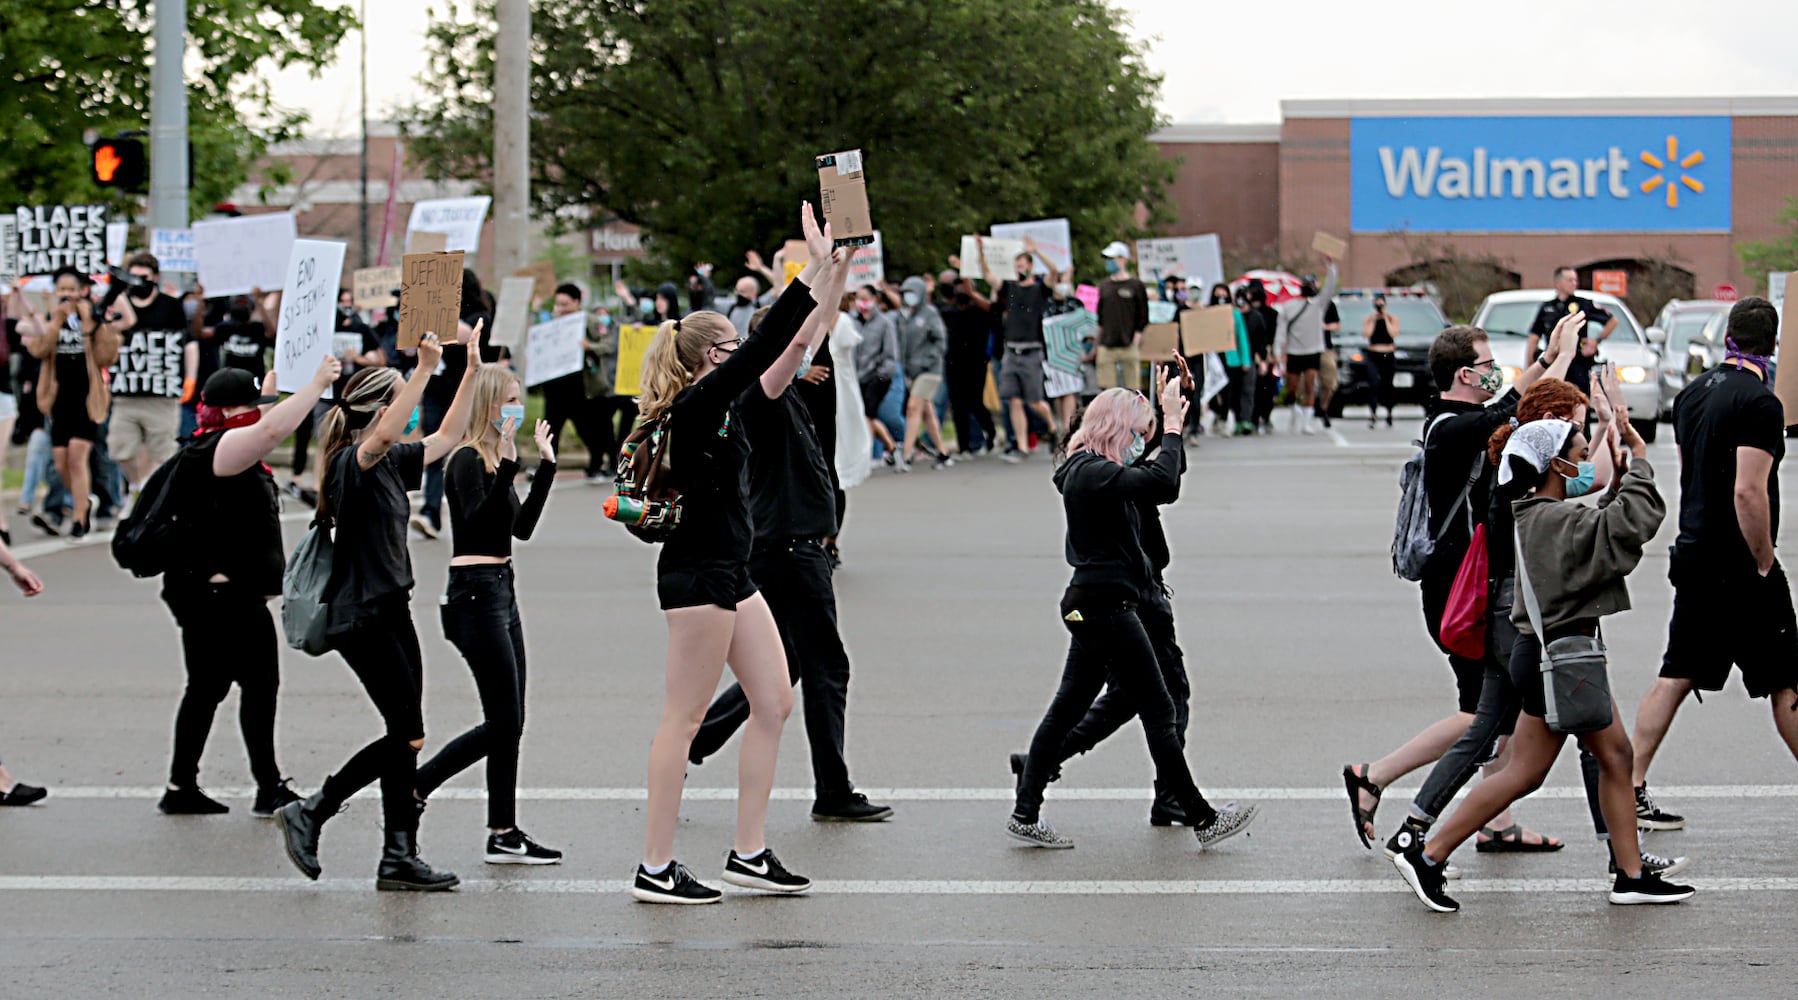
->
[[1610, 869, 1696, 905], [158, 786, 229, 815], [1383, 817, 1431, 859], [0, 783, 47, 806], [1001, 447, 1025, 464], [31, 511, 64, 537], [1609, 848, 1690, 879], [811, 792, 893, 823], [68, 519, 89, 540], [484, 829, 564, 865], [1192, 801, 1259, 849], [1635, 785, 1686, 831], [721, 848, 812, 894], [1006, 815, 1075, 849], [1393, 842, 1459, 913], [410, 512, 440, 540], [632, 861, 722, 904], [251, 779, 302, 818]]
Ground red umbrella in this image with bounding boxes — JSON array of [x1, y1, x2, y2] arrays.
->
[[1230, 270, 1305, 305]]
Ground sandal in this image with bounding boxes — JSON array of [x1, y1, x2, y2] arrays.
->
[[1341, 763, 1382, 850], [1474, 823, 1564, 853]]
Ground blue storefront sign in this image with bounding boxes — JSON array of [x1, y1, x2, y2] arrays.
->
[[1350, 116, 1732, 233]]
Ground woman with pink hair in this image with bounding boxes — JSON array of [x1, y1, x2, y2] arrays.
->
[[1008, 374, 1259, 850]]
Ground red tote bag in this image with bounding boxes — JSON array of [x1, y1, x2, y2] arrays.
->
[[1439, 523, 1489, 660]]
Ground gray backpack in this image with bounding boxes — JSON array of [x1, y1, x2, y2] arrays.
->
[[282, 519, 336, 656], [1391, 414, 1482, 581]]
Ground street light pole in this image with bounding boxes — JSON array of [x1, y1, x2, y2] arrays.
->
[[148, 0, 189, 234], [493, 0, 530, 279], [359, 0, 370, 268]]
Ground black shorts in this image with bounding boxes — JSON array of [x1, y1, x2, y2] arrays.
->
[[1423, 572, 1488, 714], [1660, 550, 1798, 698], [1285, 352, 1322, 374], [1507, 631, 1549, 720], [49, 404, 98, 447], [657, 561, 757, 612], [859, 377, 891, 420]]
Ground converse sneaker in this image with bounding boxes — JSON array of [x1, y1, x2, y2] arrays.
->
[[632, 861, 721, 904], [811, 791, 894, 823], [485, 829, 564, 865], [1193, 801, 1259, 849], [158, 785, 229, 815], [1609, 869, 1696, 905], [1609, 848, 1690, 879], [1393, 842, 1459, 913], [1006, 816, 1075, 849], [1635, 785, 1685, 831], [721, 848, 811, 893], [1381, 820, 1460, 878], [251, 779, 303, 818]]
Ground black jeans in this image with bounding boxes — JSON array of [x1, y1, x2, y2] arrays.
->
[[420, 394, 448, 520], [689, 541, 853, 797], [1056, 591, 1190, 765], [319, 603, 427, 832], [543, 376, 609, 476], [1364, 353, 1396, 416], [588, 395, 638, 473], [947, 359, 996, 453], [164, 582, 283, 790], [416, 565, 529, 829], [1015, 591, 1216, 827]]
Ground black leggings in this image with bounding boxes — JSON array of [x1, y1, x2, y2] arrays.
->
[[1015, 591, 1216, 827], [1364, 352, 1396, 415], [947, 360, 996, 452], [319, 605, 427, 832], [542, 376, 610, 476], [415, 565, 529, 829], [164, 582, 283, 790]]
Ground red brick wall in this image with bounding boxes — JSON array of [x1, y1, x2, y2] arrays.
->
[[1156, 141, 1280, 264]]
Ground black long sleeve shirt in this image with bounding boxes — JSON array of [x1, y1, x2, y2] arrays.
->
[[445, 449, 556, 558], [1053, 432, 1185, 602]]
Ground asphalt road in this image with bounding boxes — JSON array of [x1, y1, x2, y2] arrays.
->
[[3, 413, 1796, 998]]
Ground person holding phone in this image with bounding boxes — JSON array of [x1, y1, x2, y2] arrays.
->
[[1362, 294, 1399, 427], [17, 266, 124, 539]]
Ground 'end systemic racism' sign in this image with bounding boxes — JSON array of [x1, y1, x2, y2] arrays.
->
[[12, 205, 109, 274]]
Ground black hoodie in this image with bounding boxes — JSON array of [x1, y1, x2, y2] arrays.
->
[[1052, 432, 1184, 602]]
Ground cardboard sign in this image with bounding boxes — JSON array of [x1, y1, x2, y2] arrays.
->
[[352, 265, 403, 310], [1180, 305, 1238, 355], [613, 323, 656, 396], [405, 196, 491, 255], [192, 213, 296, 297], [398, 250, 466, 349], [149, 228, 197, 273], [991, 218, 1073, 274], [0, 216, 16, 283], [489, 276, 538, 349], [845, 230, 884, 288], [1776, 271, 1798, 426], [105, 221, 129, 267], [958, 235, 1026, 281], [12, 204, 109, 274], [1140, 323, 1181, 361], [1311, 230, 1348, 259], [1593, 269, 1629, 297], [523, 312, 586, 387], [407, 229, 448, 254], [513, 260, 557, 303], [273, 239, 348, 396], [1135, 234, 1224, 289], [816, 150, 874, 248]]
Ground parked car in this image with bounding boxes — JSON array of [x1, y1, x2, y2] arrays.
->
[[1649, 300, 1732, 419], [1330, 288, 1449, 415], [1470, 289, 1662, 442]]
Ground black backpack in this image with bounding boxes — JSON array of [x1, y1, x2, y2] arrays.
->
[[111, 444, 201, 578]]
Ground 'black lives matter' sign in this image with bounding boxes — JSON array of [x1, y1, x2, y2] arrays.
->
[[111, 331, 187, 399], [13, 205, 108, 274]]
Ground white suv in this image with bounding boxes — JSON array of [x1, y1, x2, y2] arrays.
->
[[1470, 289, 1662, 442]]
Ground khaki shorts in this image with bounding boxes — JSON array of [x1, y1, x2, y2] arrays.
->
[[1095, 345, 1143, 391], [109, 396, 181, 466], [908, 372, 943, 402], [1319, 351, 1339, 393]]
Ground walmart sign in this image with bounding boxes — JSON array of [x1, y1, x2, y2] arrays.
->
[[1350, 116, 1732, 233]]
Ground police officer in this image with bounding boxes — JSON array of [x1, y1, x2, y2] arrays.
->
[[1526, 267, 1617, 396]]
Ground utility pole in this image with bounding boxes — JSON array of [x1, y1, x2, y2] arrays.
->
[[492, 0, 530, 280], [148, 0, 189, 235], [359, 0, 370, 268]]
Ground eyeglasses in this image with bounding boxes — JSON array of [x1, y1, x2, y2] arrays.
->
[[710, 338, 742, 355], [1465, 358, 1497, 371]]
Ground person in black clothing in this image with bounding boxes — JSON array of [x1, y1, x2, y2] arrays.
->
[[1009, 374, 1259, 850], [414, 269, 498, 539], [414, 366, 562, 864], [1362, 294, 1399, 427], [686, 265, 893, 824], [157, 359, 339, 817], [941, 277, 998, 456], [18, 266, 124, 538], [538, 283, 611, 478], [1245, 281, 1280, 433], [624, 204, 837, 905], [275, 326, 482, 892], [1526, 266, 1617, 396]]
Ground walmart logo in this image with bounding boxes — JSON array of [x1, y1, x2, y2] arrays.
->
[[1639, 136, 1705, 209]]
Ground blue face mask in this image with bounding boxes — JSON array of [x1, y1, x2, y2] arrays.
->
[[794, 348, 814, 382], [403, 406, 420, 436], [1123, 431, 1146, 465], [1560, 459, 1597, 498], [1104, 259, 1122, 275], [495, 403, 526, 432]]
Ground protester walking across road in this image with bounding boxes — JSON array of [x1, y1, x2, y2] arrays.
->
[[17, 266, 124, 539], [979, 236, 1064, 462]]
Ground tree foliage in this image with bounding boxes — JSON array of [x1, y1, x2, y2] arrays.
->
[[1, 0, 356, 216], [1738, 197, 1798, 295], [402, 0, 1172, 281]]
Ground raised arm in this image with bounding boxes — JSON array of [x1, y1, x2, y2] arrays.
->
[[1516, 309, 1579, 395], [513, 420, 558, 541], [761, 246, 848, 400], [214, 355, 341, 477], [422, 320, 484, 465], [357, 332, 441, 470]]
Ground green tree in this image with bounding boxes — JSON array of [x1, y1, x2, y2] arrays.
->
[[1738, 197, 1798, 295], [401, 0, 1171, 282], [2, 0, 356, 218]]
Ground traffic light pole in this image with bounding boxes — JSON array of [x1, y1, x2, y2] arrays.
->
[[149, 0, 190, 234], [493, 0, 530, 279]]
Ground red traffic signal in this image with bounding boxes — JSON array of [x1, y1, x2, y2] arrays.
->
[[90, 138, 147, 191]]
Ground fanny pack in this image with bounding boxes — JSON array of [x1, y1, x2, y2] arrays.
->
[[1515, 528, 1613, 735]]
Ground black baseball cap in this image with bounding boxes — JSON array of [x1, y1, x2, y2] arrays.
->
[[201, 368, 278, 408]]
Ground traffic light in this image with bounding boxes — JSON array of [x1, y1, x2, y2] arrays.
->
[[90, 138, 147, 191]]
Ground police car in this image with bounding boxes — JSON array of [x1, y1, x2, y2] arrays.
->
[[1470, 288, 1662, 442]]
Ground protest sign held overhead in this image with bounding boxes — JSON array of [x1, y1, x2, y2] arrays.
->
[[614, 323, 656, 397], [1311, 230, 1347, 259], [192, 213, 296, 297], [0, 216, 17, 284], [149, 229, 198, 273], [816, 150, 874, 248], [489, 276, 538, 349], [1135, 234, 1224, 289], [352, 265, 402, 310], [407, 230, 449, 254], [406, 196, 491, 255], [13, 204, 109, 274], [959, 235, 1026, 278], [991, 218, 1073, 274], [845, 231, 885, 288], [399, 250, 465, 349], [523, 312, 586, 387], [1180, 305, 1239, 356], [105, 222, 129, 268], [273, 239, 348, 397]]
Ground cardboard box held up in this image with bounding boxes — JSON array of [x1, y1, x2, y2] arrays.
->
[[398, 251, 465, 349], [1311, 231, 1347, 259], [1775, 270, 1798, 426], [1180, 305, 1239, 356], [816, 150, 875, 249]]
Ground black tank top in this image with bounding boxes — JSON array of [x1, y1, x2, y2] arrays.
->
[[1369, 315, 1393, 347]]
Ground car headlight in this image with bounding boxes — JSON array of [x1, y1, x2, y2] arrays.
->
[[1617, 365, 1649, 384], [1501, 365, 1523, 384]]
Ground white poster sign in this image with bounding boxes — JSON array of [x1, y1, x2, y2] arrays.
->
[[150, 229, 198, 273], [1771, 271, 1787, 304], [1135, 234, 1225, 290], [406, 197, 492, 255], [990, 218, 1073, 274], [523, 312, 586, 387], [273, 239, 348, 396], [105, 221, 129, 267], [959, 235, 1026, 281], [844, 230, 885, 288], [12, 204, 108, 274], [0, 216, 16, 284], [193, 213, 297, 297], [489, 276, 538, 349]]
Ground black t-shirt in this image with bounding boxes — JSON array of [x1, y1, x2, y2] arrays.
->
[[1422, 389, 1520, 584], [998, 281, 1052, 346], [1242, 308, 1272, 359], [445, 449, 555, 559], [52, 314, 91, 408], [942, 301, 994, 366], [738, 384, 837, 544], [112, 294, 190, 399], [216, 319, 271, 380], [1528, 295, 1613, 352], [331, 314, 382, 395], [1096, 277, 1148, 349], [1672, 365, 1784, 569], [168, 430, 284, 596], [324, 441, 426, 631], [1322, 302, 1341, 351], [427, 311, 498, 404]]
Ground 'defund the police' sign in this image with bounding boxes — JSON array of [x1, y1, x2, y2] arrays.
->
[[1350, 116, 1732, 234]]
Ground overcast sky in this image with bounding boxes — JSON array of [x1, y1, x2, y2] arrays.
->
[[271, 0, 1798, 134]]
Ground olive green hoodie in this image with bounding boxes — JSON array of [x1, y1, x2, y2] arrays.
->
[[1512, 459, 1666, 637]]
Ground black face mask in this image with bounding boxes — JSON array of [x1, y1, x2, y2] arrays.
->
[[735, 295, 752, 308], [937, 282, 956, 300]]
